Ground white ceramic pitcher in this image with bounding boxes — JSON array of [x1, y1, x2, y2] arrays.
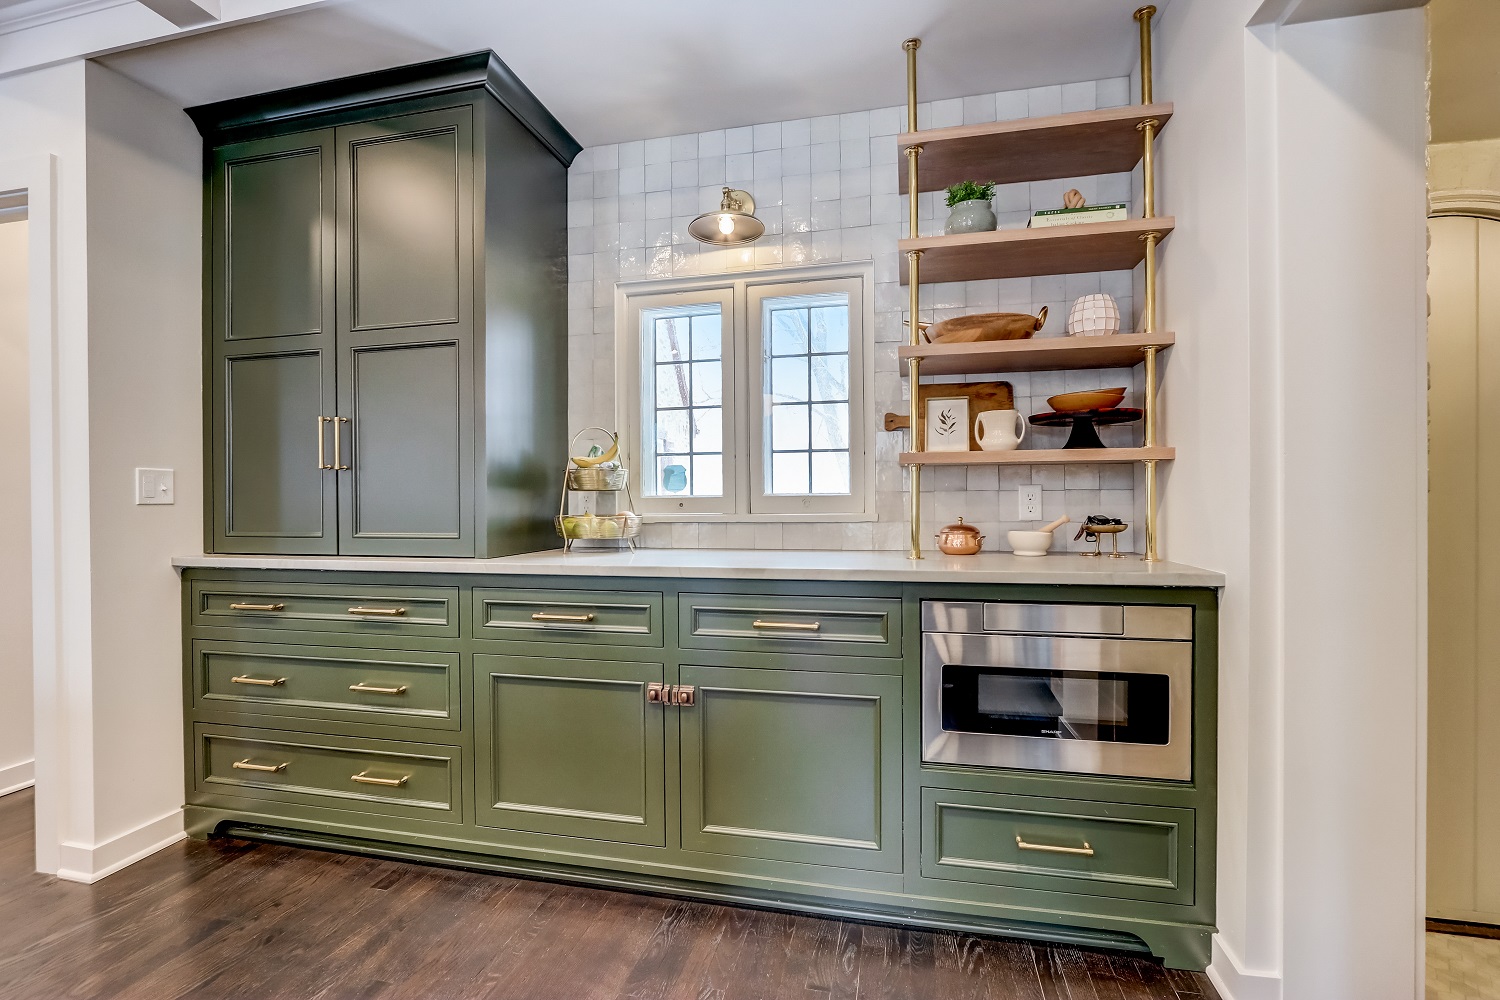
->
[[974, 409, 1027, 451]]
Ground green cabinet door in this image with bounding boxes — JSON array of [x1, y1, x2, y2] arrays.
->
[[209, 130, 338, 553], [474, 654, 667, 847], [677, 664, 903, 873], [335, 107, 476, 556]]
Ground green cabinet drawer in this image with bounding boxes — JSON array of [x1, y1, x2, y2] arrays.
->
[[193, 639, 459, 731], [678, 593, 902, 658], [191, 580, 458, 636], [921, 787, 1195, 905], [474, 654, 666, 846], [193, 724, 461, 823], [473, 588, 663, 647], [678, 664, 903, 873]]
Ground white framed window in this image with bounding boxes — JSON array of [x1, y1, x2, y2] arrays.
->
[[616, 264, 874, 522]]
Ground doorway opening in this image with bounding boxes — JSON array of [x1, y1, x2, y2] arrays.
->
[[1427, 0, 1500, 995], [0, 198, 32, 810]]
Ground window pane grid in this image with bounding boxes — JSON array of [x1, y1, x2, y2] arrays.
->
[[647, 309, 723, 498], [765, 300, 852, 497]]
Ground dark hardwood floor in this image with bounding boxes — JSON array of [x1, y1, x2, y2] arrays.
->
[[0, 789, 1217, 999]]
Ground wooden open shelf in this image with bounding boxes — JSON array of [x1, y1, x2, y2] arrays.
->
[[900, 447, 1174, 467], [899, 332, 1175, 377], [899, 217, 1174, 284], [898, 103, 1174, 194]]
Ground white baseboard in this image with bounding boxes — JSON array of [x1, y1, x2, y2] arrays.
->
[[55, 807, 186, 884], [0, 759, 34, 796], [1207, 935, 1283, 1000]]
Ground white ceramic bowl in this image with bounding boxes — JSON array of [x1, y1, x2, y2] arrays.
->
[[1007, 530, 1054, 557]]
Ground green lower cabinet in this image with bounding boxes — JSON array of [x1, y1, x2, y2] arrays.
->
[[474, 653, 667, 847], [677, 664, 903, 873], [920, 787, 1195, 906], [194, 723, 462, 824]]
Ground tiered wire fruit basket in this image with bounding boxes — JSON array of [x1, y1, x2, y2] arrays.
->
[[555, 426, 641, 551]]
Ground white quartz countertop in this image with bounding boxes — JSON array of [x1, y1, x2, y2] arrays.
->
[[173, 548, 1224, 588]]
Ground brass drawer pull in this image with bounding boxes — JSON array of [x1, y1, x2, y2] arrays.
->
[[351, 771, 409, 788], [230, 675, 287, 687], [228, 602, 285, 612], [751, 619, 821, 632], [232, 759, 288, 773], [348, 683, 408, 696], [1015, 835, 1095, 857], [333, 416, 350, 471], [348, 606, 407, 617], [531, 611, 596, 623], [317, 416, 333, 470]]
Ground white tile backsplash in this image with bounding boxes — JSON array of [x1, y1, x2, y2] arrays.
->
[[567, 77, 1147, 554]]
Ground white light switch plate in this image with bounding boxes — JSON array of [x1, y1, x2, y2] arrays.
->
[[135, 468, 175, 505], [1019, 485, 1042, 521]]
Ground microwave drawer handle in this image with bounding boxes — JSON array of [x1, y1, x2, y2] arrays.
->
[[1015, 835, 1094, 857], [751, 619, 821, 632]]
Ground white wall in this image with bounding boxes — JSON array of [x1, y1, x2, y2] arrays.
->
[[0, 59, 93, 877], [79, 60, 201, 863], [0, 218, 32, 794], [1159, 2, 1428, 998]]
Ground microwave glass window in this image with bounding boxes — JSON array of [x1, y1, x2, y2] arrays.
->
[[944, 666, 1170, 745]]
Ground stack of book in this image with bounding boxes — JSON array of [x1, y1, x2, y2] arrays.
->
[[1029, 202, 1129, 228]]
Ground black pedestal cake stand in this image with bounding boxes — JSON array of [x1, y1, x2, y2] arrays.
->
[[1028, 407, 1144, 449]]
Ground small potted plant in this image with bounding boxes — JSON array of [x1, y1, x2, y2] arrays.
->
[[944, 180, 998, 235]]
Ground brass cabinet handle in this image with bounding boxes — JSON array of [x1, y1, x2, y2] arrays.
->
[[232, 759, 288, 773], [646, 682, 666, 704], [231, 675, 287, 687], [317, 416, 333, 470], [348, 606, 406, 617], [333, 416, 350, 471], [751, 619, 821, 632], [228, 602, 285, 612], [351, 771, 409, 788], [669, 684, 696, 707], [1015, 835, 1095, 857], [348, 683, 408, 695], [531, 611, 596, 623]]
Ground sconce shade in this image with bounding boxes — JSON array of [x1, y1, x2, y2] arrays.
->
[[689, 187, 765, 246]]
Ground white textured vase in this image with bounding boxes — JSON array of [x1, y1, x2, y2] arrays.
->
[[1067, 293, 1122, 337]]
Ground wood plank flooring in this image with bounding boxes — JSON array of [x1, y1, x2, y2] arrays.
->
[[0, 789, 1217, 999]]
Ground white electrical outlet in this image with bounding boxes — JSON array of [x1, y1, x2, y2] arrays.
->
[[135, 468, 175, 505], [1018, 485, 1043, 521], [577, 492, 596, 515]]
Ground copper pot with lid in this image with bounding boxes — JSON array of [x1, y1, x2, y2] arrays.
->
[[935, 517, 985, 556]]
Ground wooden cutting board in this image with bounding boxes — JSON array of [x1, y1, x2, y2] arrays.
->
[[883, 381, 1014, 451]]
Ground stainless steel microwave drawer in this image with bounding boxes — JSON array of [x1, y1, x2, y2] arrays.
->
[[921, 601, 1191, 640]]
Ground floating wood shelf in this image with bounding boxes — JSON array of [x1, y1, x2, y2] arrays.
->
[[899, 332, 1175, 377], [898, 103, 1174, 194], [899, 217, 1174, 284], [900, 447, 1175, 467]]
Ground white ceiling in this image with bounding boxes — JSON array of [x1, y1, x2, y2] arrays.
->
[[97, 0, 1162, 147]]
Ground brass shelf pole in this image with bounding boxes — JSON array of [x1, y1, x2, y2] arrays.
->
[[1134, 6, 1164, 563], [903, 37, 924, 560]]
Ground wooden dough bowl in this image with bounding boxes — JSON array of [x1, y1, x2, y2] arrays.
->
[[925, 307, 1048, 344]]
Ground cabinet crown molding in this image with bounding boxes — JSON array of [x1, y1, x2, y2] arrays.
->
[[186, 50, 581, 167]]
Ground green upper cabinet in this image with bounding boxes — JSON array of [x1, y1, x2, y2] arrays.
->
[[192, 53, 580, 558], [209, 130, 338, 554], [335, 109, 475, 556]]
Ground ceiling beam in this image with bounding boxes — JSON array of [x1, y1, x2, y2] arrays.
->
[[135, 0, 221, 28]]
